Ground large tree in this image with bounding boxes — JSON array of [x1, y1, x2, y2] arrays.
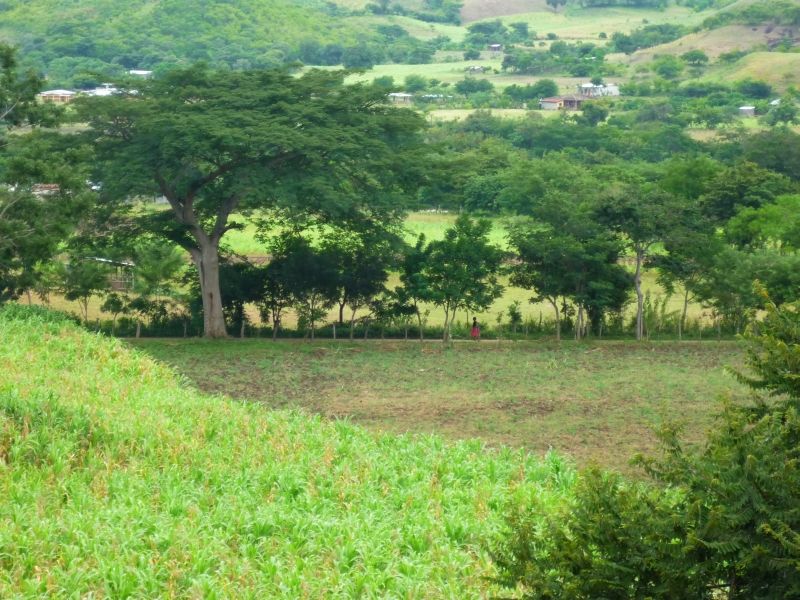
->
[[508, 195, 628, 341], [0, 45, 72, 302], [595, 183, 685, 341], [81, 65, 425, 337], [423, 215, 504, 342]]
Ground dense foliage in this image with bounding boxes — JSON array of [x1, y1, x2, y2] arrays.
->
[[492, 293, 800, 598], [609, 24, 688, 54], [0, 0, 462, 86], [78, 64, 425, 337]]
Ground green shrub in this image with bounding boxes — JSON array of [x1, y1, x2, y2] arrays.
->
[[492, 292, 800, 598]]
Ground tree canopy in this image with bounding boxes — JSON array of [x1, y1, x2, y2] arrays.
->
[[80, 65, 426, 337]]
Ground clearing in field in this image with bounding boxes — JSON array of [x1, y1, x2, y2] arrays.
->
[[134, 338, 748, 474]]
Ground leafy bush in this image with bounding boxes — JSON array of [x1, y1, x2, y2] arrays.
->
[[492, 292, 800, 599], [609, 24, 687, 55]]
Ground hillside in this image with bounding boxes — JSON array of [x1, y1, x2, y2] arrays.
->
[[702, 50, 800, 90], [3, 0, 796, 88], [0, 0, 368, 86], [0, 306, 572, 597], [461, 0, 551, 23]]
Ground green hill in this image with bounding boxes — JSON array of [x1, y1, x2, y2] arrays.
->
[[0, 0, 368, 86], [702, 50, 800, 90], [0, 305, 572, 597]]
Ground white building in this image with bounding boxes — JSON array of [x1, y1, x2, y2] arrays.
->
[[577, 83, 620, 98], [83, 83, 118, 97], [37, 89, 76, 103], [387, 92, 414, 105]]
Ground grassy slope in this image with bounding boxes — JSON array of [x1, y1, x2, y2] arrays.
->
[[489, 5, 706, 41], [614, 25, 787, 65], [135, 337, 747, 474], [0, 306, 572, 597], [461, 0, 551, 23], [701, 51, 800, 91]]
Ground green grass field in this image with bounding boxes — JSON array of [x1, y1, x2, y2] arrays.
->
[[133, 336, 747, 474], [340, 58, 587, 91], [0, 305, 575, 597]]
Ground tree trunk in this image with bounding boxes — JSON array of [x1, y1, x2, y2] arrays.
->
[[350, 307, 357, 341], [183, 320, 188, 338], [634, 249, 645, 341], [332, 323, 336, 340], [26, 289, 32, 306], [240, 319, 246, 339], [549, 297, 561, 342], [414, 302, 425, 342], [136, 320, 141, 338], [191, 242, 228, 338], [679, 288, 689, 341], [338, 301, 345, 326], [272, 312, 280, 341], [575, 305, 584, 341]]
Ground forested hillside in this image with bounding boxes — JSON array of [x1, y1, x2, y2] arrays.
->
[[0, 0, 366, 86], [2, 0, 797, 87]]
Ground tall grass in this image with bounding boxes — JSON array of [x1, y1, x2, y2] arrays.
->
[[0, 306, 574, 597]]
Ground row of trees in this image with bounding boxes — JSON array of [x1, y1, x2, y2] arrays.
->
[[2, 46, 800, 341]]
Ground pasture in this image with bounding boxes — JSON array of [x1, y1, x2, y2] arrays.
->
[[700, 51, 800, 91], [133, 337, 747, 474]]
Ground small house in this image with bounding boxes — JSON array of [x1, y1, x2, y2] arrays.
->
[[87, 257, 135, 292], [578, 83, 620, 97], [739, 106, 756, 117], [539, 97, 564, 110], [561, 95, 586, 110], [387, 92, 414, 105], [37, 90, 76, 104], [31, 184, 61, 197], [84, 83, 118, 97], [487, 44, 503, 52]]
